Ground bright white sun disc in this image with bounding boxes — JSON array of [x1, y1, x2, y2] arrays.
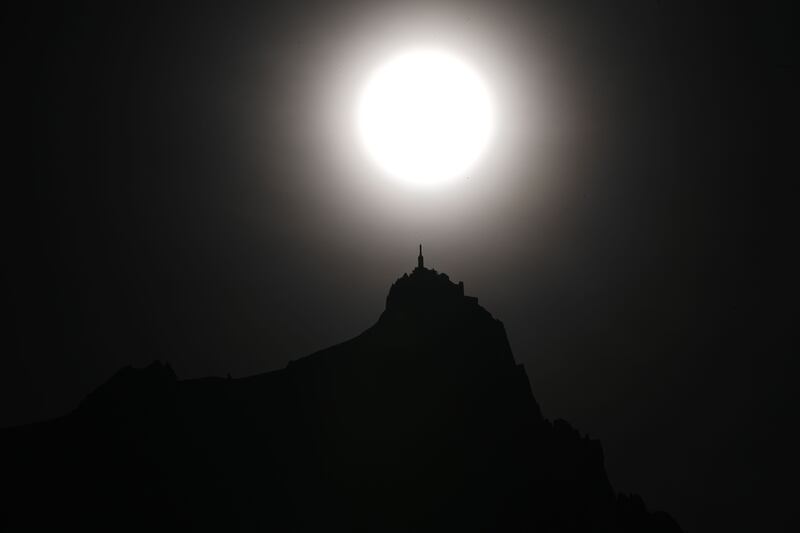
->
[[358, 49, 493, 185]]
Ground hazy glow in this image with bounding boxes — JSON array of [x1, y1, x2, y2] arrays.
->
[[358, 49, 493, 186]]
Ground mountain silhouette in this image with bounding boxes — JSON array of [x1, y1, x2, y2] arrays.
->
[[1, 250, 682, 532]]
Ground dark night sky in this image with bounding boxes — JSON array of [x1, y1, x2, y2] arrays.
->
[[2, 1, 795, 531]]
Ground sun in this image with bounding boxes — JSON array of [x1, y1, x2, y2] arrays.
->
[[357, 48, 494, 186]]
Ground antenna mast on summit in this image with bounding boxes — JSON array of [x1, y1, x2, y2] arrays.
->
[[418, 244, 424, 269]]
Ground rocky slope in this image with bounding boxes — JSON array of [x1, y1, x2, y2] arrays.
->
[[1, 264, 682, 532]]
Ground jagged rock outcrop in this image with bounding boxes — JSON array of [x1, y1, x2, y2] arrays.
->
[[0, 261, 682, 532]]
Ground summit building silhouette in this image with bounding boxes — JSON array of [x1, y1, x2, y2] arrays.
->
[[1, 249, 682, 532]]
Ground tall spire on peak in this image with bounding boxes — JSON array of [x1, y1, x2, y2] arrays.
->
[[418, 244, 424, 270]]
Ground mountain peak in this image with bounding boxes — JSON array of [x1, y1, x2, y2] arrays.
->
[[384, 248, 479, 315], [0, 255, 683, 532]]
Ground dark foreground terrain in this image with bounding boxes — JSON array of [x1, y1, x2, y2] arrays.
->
[[1, 263, 681, 532]]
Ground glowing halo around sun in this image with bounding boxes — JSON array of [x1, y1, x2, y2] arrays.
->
[[357, 48, 494, 186]]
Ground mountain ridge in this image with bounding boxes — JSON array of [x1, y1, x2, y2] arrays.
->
[[0, 258, 682, 532]]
